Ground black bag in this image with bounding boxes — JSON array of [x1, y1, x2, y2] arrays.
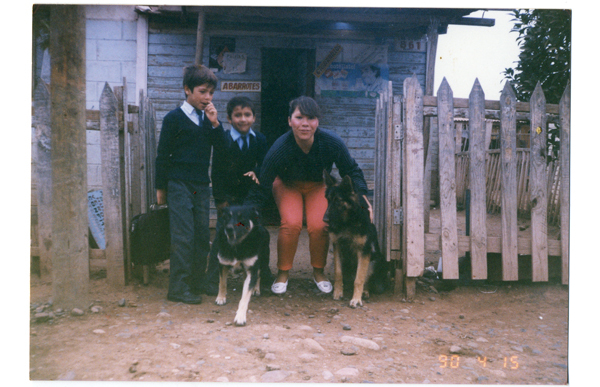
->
[[130, 204, 170, 265]]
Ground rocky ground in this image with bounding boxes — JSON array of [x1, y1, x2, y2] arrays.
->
[[29, 226, 570, 384]]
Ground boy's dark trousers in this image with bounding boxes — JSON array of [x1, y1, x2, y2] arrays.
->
[[166, 179, 211, 299], [204, 199, 274, 295]]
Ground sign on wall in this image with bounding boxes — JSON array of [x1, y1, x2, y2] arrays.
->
[[315, 43, 389, 98], [221, 81, 261, 92], [222, 52, 247, 74]]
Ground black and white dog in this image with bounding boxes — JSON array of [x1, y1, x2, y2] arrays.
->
[[214, 206, 270, 326]]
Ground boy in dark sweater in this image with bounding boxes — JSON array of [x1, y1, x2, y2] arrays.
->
[[155, 65, 224, 304], [204, 97, 274, 295]]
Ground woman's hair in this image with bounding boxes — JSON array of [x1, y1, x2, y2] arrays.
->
[[182, 65, 218, 92], [288, 96, 321, 119]]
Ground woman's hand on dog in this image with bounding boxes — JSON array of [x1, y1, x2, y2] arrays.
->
[[244, 171, 260, 185], [363, 195, 373, 223]]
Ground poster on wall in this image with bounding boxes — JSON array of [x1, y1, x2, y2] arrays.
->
[[209, 37, 236, 72], [315, 43, 389, 98]]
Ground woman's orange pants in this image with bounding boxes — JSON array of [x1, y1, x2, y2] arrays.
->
[[272, 177, 329, 271]]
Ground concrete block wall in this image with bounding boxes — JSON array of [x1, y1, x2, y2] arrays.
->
[[85, 5, 139, 190]]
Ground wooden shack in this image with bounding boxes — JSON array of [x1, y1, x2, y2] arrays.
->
[[136, 6, 494, 190]]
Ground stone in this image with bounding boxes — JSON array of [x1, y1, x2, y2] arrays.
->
[[335, 367, 359, 377], [34, 312, 51, 322], [118, 298, 126, 307], [93, 329, 106, 335], [342, 324, 351, 330], [264, 353, 276, 360], [170, 343, 181, 349], [266, 364, 281, 371], [340, 336, 380, 351], [302, 338, 325, 352], [216, 376, 229, 382], [298, 325, 313, 331], [71, 308, 84, 316], [260, 370, 291, 382], [341, 346, 357, 356], [449, 346, 462, 354], [323, 370, 334, 380]]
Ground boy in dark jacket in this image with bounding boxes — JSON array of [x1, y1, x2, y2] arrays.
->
[[204, 97, 274, 295], [155, 65, 224, 304]]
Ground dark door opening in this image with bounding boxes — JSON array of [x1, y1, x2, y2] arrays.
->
[[261, 48, 316, 148]]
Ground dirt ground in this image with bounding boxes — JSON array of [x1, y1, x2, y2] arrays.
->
[[29, 216, 569, 384]]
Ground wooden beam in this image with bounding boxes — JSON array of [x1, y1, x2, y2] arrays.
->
[[424, 233, 562, 257], [422, 95, 560, 115], [195, 9, 205, 65]]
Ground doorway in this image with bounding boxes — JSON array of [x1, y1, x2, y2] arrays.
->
[[261, 48, 316, 147]]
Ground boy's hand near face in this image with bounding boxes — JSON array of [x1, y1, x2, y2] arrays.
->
[[205, 102, 220, 128]]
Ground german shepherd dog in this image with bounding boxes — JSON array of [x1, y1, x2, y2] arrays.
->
[[323, 171, 387, 308], [214, 206, 270, 326]]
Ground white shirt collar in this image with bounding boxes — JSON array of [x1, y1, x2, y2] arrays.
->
[[230, 127, 256, 141], [181, 101, 203, 124]]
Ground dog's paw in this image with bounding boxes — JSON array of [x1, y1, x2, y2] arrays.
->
[[333, 289, 343, 301], [349, 298, 363, 308], [252, 288, 261, 296], [215, 296, 227, 305], [233, 313, 247, 326]]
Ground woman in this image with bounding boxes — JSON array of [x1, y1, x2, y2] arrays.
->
[[245, 96, 372, 294]]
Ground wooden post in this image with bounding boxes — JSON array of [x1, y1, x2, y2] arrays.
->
[[49, 5, 89, 309], [33, 80, 52, 280], [529, 83, 549, 281], [436, 78, 459, 279], [499, 82, 518, 281], [389, 92, 402, 262], [100, 83, 126, 286], [195, 9, 206, 65], [402, 75, 425, 299], [468, 79, 488, 279], [559, 83, 570, 285]]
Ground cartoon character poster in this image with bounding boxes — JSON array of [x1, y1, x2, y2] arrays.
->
[[315, 43, 389, 98]]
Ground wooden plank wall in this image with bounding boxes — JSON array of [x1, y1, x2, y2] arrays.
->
[[147, 19, 428, 192], [377, 78, 570, 298]]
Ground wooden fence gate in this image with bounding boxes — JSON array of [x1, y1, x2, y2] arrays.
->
[[374, 76, 570, 299]]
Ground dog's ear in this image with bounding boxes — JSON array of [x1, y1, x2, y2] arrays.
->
[[340, 175, 354, 192], [323, 169, 335, 187]]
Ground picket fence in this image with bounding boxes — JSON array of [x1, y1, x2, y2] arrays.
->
[[31, 78, 159, 285], [374, 76, 570, 299]]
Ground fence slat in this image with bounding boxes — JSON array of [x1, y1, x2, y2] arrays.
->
[[100, 83, 126, 286], [390, 94, 402, 255], [468, 79, 488, 279], [559, 83, 570, 285], [529, 83, 549, 281], [437, 79, 459, 279], [402, 75, 425, 287], [499, 82, 518, 281]]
